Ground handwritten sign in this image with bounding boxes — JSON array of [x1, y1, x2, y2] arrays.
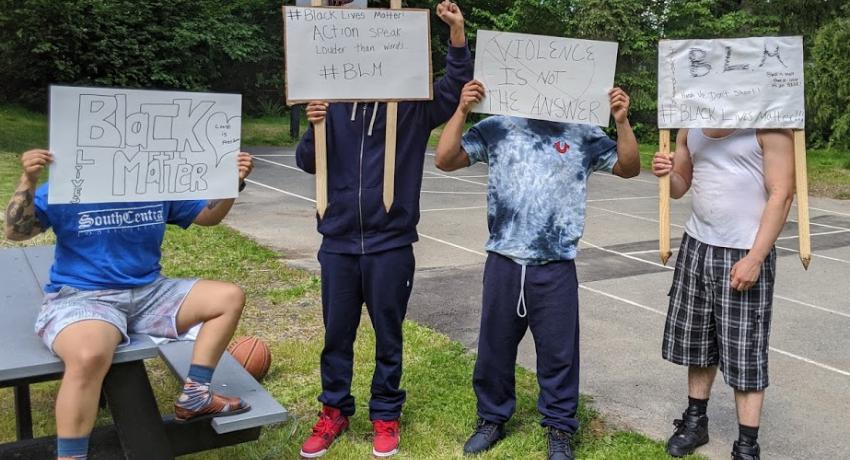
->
[[472, 30, 618, 126], [283, 6, 432, 103], [658, 36, 805, 129], [48, 86, 241, 204]]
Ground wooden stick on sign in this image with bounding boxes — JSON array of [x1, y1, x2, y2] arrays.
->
[[794, 129, 812, 269], [383, 0, 402, 212], [659, 129, 672, 265], [311, 0, 329, 218]]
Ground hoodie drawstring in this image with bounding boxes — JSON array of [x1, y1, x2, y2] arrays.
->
[[516, 264, 527, 318], [367, 101, 379, 136], [351, 101, 380, 137]]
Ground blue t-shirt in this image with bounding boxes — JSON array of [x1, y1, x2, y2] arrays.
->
[[462, 116, 618, 264], [33, 184, 206, 292]]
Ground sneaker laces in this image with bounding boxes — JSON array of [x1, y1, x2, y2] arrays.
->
[[374, 420, 398, 436], [312, 412, 339, 438], [474, 419, 498, 436], [672, 416, 701, 438], [549, 429, 571, 452]]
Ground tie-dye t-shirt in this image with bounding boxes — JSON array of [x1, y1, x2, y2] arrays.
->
[[461, 116, 618, 264]]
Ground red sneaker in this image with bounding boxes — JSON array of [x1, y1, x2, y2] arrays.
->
[[372, 419, 400, 457], [300, 406, 349, 458]]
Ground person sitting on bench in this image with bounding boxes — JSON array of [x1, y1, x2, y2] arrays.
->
[[4, 148, 255, 460]]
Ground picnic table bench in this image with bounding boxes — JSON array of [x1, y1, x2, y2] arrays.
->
[[0, 245, 288, 459]]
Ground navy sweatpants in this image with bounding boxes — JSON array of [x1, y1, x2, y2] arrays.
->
[[317, 245, 415, 420], [473, 252, 581, 433]]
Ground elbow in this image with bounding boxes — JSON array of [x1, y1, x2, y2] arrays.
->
[[434, 150, 456, 172], [622, 166, 641, 179]]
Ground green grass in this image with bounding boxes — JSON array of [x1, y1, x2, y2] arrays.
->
[[0, 102, 706, 458], [242, 114, 309, 147]]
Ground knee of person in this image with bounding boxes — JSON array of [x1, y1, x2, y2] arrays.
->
[[223, 283, 246, 313], [65, 345, 113, 377]]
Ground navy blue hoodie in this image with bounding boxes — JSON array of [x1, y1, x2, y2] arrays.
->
[[296, 44, 473, 255]]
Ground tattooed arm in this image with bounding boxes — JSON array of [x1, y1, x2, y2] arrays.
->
[[193, 152, 253, 226], [4, 149, 52, 241]]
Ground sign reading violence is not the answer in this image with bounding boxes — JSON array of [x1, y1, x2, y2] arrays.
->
[[48, 85, 241, 204], [473, 30, 618, 126], [284, 6, 432, 103], [658, 36, 805, 129]]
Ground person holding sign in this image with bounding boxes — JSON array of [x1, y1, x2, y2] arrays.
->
[[434, 81, 639, 459], [652, 128, 794, 460], [4, 149, 255, 460], [294, 1, 472, 458]]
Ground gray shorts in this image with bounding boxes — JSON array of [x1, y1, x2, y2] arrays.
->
[[35, 277, 198, 353]]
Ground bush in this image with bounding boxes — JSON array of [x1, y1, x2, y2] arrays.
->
[[810, 17, 850, 148], [0, 0, 281, 112]]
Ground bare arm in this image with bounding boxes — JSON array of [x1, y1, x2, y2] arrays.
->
[[729, 129, 795, 291], [608, 88, 640, 178], [652, 129, 693, 199], [4, 149, 51, 241], [193, 152, 254, 226], [434, 80, 484, 171]]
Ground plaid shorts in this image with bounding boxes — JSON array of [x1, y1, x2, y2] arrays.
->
[[35, 277, 197, 353], [662, 233, 777, 391]]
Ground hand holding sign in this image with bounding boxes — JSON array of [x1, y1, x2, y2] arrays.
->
[[20, 149, 53, 184], [609, 88, 630, 124], [458, 80, 486, 115]]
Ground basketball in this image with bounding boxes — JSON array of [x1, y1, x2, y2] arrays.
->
[[227, 336, 272, 381]]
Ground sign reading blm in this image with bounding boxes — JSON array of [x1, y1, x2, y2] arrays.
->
[[473, 30, 618, 126], [284, 6, 432, 103], [658, 36, 805, 129], [48, 85, 241, 205]]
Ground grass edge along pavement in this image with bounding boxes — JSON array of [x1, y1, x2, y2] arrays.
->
[[0, 104, 705, 458]]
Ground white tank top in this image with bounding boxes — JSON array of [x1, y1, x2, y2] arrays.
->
[[683, 129, 767, 249]]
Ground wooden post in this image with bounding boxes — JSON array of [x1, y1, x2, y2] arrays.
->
[[659, 129, 672, 265], [794, 129, 812, 269], [311, 0, 329, 218], [383, 0, 402, 212]]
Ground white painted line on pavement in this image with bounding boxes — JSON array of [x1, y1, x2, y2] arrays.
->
[[776, 229, 850, 240], [587, 205, 850, 265], [245, 179, 315, 203], [253, 156, 303, 171], [421, 206, 487, 213], [578, 285, 850, 378], [418, 233, 486, 256], [775, 294, 850, 320], [587, 196, 657, 203], [424, 170, 488, 186], [422, 191, 487, 195], [423, 174, 489, 179]]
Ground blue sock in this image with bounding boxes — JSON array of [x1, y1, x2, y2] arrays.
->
[[187, 364, 214, 385], [57, 436, 89, 458]]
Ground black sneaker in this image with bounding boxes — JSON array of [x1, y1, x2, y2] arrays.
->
[[463, 418, 505, 455], [666, 410, 709, 457], [547, 428, 574, 460], [732, 440, 760, 460]]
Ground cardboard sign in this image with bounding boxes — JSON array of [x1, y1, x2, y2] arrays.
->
[[473, 30, 618, 126], [283, 6, 432, 103], [658, 36, 805, 129], [48, 86, 241, 204]]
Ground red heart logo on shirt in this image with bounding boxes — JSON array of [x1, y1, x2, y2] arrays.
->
[[554, 141, 570, 154]]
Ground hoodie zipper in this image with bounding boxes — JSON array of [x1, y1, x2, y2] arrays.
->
[[358, 104, 367, 254]]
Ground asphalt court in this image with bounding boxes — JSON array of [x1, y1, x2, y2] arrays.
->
[[229, 146, 850, 460]]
